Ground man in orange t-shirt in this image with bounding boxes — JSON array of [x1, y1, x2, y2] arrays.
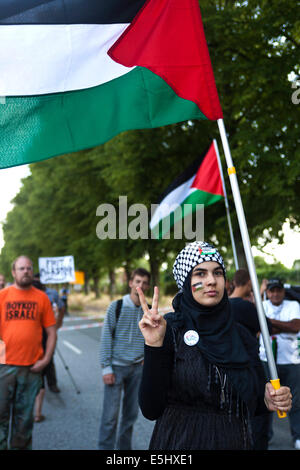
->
[[0, 255, 57, 450]]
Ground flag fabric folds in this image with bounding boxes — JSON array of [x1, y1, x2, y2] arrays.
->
[[0, 0, 222, 169], [150, 142, 224, 239]]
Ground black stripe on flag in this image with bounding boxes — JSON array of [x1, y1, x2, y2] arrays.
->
[[0, 0, 147, 24], [155, 147, 210, 205]]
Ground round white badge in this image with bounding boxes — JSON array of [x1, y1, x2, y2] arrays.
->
[[184, 330, 199, 346]]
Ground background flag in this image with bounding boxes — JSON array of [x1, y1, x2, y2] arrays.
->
[[150, 142, 225, 239], [0, 0, 222, 169]]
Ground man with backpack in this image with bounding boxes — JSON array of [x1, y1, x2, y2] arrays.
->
[[98, 268, 151, 450]]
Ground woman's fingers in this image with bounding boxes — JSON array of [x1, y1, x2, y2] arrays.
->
[[265, 383, 292, 412], [274, 390, 292, 408], [137, 285, 160, 318], [267, 383, 291, 400], [139, 313, 159, 329], [140, 310, 162, 329], [152, 286, 159, 312]]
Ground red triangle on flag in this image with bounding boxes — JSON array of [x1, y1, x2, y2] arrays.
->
[[108, 0, 223, 121], [191, 142, 224, 196]]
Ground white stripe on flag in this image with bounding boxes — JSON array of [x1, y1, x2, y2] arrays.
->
[[150, 176, 196, 229], [0, 24, 134, 96]]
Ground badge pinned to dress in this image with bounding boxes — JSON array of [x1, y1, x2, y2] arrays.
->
[[184, 330, 199, 346]]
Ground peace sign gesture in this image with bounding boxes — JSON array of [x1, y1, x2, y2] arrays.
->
[[137, 286, 167, 347]]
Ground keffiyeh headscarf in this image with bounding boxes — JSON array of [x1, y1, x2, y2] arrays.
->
[[173, 241, 226, 290]]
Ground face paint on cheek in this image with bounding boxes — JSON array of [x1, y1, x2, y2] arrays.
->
[[192, 282, 203, 292]]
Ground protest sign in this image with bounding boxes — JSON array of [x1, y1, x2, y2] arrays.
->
[[39, 256, 75, 284]]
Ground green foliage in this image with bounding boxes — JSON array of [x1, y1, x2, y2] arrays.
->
[[0, 0, 299, 290], [200, 0, 300, 247], [253, 256, 297, 284]]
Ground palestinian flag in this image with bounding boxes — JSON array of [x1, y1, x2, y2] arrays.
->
[[150, 141, 224, 239], [0, 0, 223, 170]]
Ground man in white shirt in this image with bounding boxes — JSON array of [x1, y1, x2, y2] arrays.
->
[[259, 279, 300, 450]]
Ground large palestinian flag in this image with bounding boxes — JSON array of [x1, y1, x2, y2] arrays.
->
[[150, 141, 224, 239], [0, 0, 223, 169]]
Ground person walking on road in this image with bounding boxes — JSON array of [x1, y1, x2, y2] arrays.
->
[[259, 278, 300, 450], [98, 267, 151, 450], [229, 269, 273, 450], [137, 242, 291, 450], [229, 268, 273, 339], [34, 274, 65, 394], [0, 256, 57, 450], [0, 274, 6, 290], [60, 285, 69, 316], [32, 276, 65, 423]]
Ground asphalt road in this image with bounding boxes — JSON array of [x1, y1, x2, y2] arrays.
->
[[32, 315, 295, 451], [32, 315, 154, 451]]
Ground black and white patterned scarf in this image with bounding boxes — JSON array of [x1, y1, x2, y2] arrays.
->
[[173, 241, 226, 290]]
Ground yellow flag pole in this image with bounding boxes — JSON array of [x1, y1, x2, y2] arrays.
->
[[217, 118, 286, 418]]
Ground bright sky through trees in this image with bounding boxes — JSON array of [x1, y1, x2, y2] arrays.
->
[[0, 165, 298, 269]]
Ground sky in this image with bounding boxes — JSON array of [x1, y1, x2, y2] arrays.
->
[[0, 164, 299, 269], [0, 165, 31, 248]]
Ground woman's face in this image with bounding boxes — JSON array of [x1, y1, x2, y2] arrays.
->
[[190, 261, 225, 307]]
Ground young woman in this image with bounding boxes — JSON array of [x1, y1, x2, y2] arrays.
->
[[137, 241, 291, 450]]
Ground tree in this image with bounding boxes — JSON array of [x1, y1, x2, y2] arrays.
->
[[199, 0, 300, 263], [1, 1, 299, 286]]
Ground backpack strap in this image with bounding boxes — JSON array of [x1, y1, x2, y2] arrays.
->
[[111, 299, 151, 338], [112, 299, 123, 339]]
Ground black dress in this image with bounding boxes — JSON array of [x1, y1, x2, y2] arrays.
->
[[139, 323, 263, 450]]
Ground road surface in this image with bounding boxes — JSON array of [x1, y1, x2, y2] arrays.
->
[[32, 315, 295, 451]]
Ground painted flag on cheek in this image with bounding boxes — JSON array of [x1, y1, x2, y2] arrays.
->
[[0, 0, 222, 169]]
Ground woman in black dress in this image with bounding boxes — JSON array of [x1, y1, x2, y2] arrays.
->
[[137, 241, 291, 450]]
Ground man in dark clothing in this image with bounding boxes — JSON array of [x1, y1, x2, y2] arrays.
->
[[33, 274, 65, 393], [229, 269, 272, 338], [0, 275, 5, 290], [229, 268, 273, 449]]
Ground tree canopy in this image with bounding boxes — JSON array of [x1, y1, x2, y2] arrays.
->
[[0, 0, 299, 291]]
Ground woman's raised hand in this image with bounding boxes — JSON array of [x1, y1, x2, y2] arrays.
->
[[137, 286, 167, 347]]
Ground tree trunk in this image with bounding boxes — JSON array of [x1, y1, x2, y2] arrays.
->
[[148, 254, 160, 289], [235, 237, 247, 269], [92, 275, 100, 298], [108, 269, 116, 299], [84, 272, 90, 295], [123, 263, 132, 293]]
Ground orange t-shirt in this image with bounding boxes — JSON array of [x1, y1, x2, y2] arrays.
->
[[0, 285, 56, 366]]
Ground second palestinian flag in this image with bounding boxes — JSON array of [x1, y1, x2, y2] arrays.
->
[[150, 142, 224, 239], [0, 0, 222, 169]]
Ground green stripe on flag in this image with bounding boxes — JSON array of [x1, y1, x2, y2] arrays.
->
[[0, 67, 206, 169], [183, 189, 223, 207], [151, 189, 223, 239]]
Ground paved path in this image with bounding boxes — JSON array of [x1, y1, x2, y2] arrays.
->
[[32, 315, 295, 451], [33, 316, 154, 450]]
